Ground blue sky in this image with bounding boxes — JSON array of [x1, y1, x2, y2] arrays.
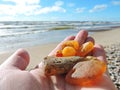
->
[[0, 0, 120, 21]]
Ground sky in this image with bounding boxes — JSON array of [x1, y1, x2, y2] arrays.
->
[[0, 0, 120, 21]]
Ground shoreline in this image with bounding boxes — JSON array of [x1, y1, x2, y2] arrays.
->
[[87, 26, 120, 32], [0, 26, 119, 53]]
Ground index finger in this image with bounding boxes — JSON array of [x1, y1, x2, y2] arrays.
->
[[74, 30, 88, 45]]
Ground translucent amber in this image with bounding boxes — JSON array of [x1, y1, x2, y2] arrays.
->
[[77, 41, 94, 57], [65, 59, 106, 86], [62, 40, 79, 50], [55, 41, 94, 57], [62, 46, 76, 57], [56, 50, 63, 57]]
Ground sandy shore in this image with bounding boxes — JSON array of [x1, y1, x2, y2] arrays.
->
[[0, 43, 58, 68], [91, 28, 120, 46], [0, 28, 120, 69]]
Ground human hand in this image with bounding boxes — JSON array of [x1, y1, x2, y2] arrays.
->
[[0, 30, 117, 90]]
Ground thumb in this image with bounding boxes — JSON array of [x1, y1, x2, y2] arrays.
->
[[0, 49, 30, 70]]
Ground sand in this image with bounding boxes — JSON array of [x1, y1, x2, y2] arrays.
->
[[0, 28, 120, 69], [0, 43, 58, 69], [91, 28, 120, 46]]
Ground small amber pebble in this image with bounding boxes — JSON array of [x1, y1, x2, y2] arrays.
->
[[78, 41, 94, 57], [56, 50, 63, 57], [62, 40, 79, 50], [62, 46, 76, 57]]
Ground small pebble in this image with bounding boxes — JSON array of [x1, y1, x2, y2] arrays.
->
[[104, 43, 120, 90]]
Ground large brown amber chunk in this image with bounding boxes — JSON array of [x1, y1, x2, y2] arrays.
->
[[43, 56, 84, 76]]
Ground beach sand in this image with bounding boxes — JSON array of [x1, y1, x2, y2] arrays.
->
[[0, 43, 58, 69], [91, 28, 120, 46], [0, 28, 120, 68]]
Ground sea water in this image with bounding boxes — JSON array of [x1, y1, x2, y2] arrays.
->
[[0, 21, 120, 52]]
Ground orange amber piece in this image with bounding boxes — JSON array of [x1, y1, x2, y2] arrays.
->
[[78, 41, 94, 57], [62, 40, 79, 50], [65, 59, 106, 86], [62, 46, 76, 57], [56, 50, 63, 57]]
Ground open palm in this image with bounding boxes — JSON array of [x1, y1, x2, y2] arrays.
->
[[0, 30, 116, 90]]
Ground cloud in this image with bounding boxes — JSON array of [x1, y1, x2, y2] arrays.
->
[[0, 4, 40, 16], [112, 1, 120, 5], [54, 0, 63, 6], [89, 4, 107, 13], [34, 5, 66, 15], [3, 0, 40, 5], [0, 0, 66, 16], [75, 8, 85, 13], [68, 3, 75, 7], [34, 1, 66, 15], [0, 15, 16, 21]]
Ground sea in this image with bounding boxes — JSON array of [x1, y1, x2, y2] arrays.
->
[[0, 21, 120, 52]]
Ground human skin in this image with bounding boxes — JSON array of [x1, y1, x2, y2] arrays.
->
[[0, 30, 117, 90]]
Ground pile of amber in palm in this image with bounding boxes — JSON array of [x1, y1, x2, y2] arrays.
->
[[43, 40, 106, 86]]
